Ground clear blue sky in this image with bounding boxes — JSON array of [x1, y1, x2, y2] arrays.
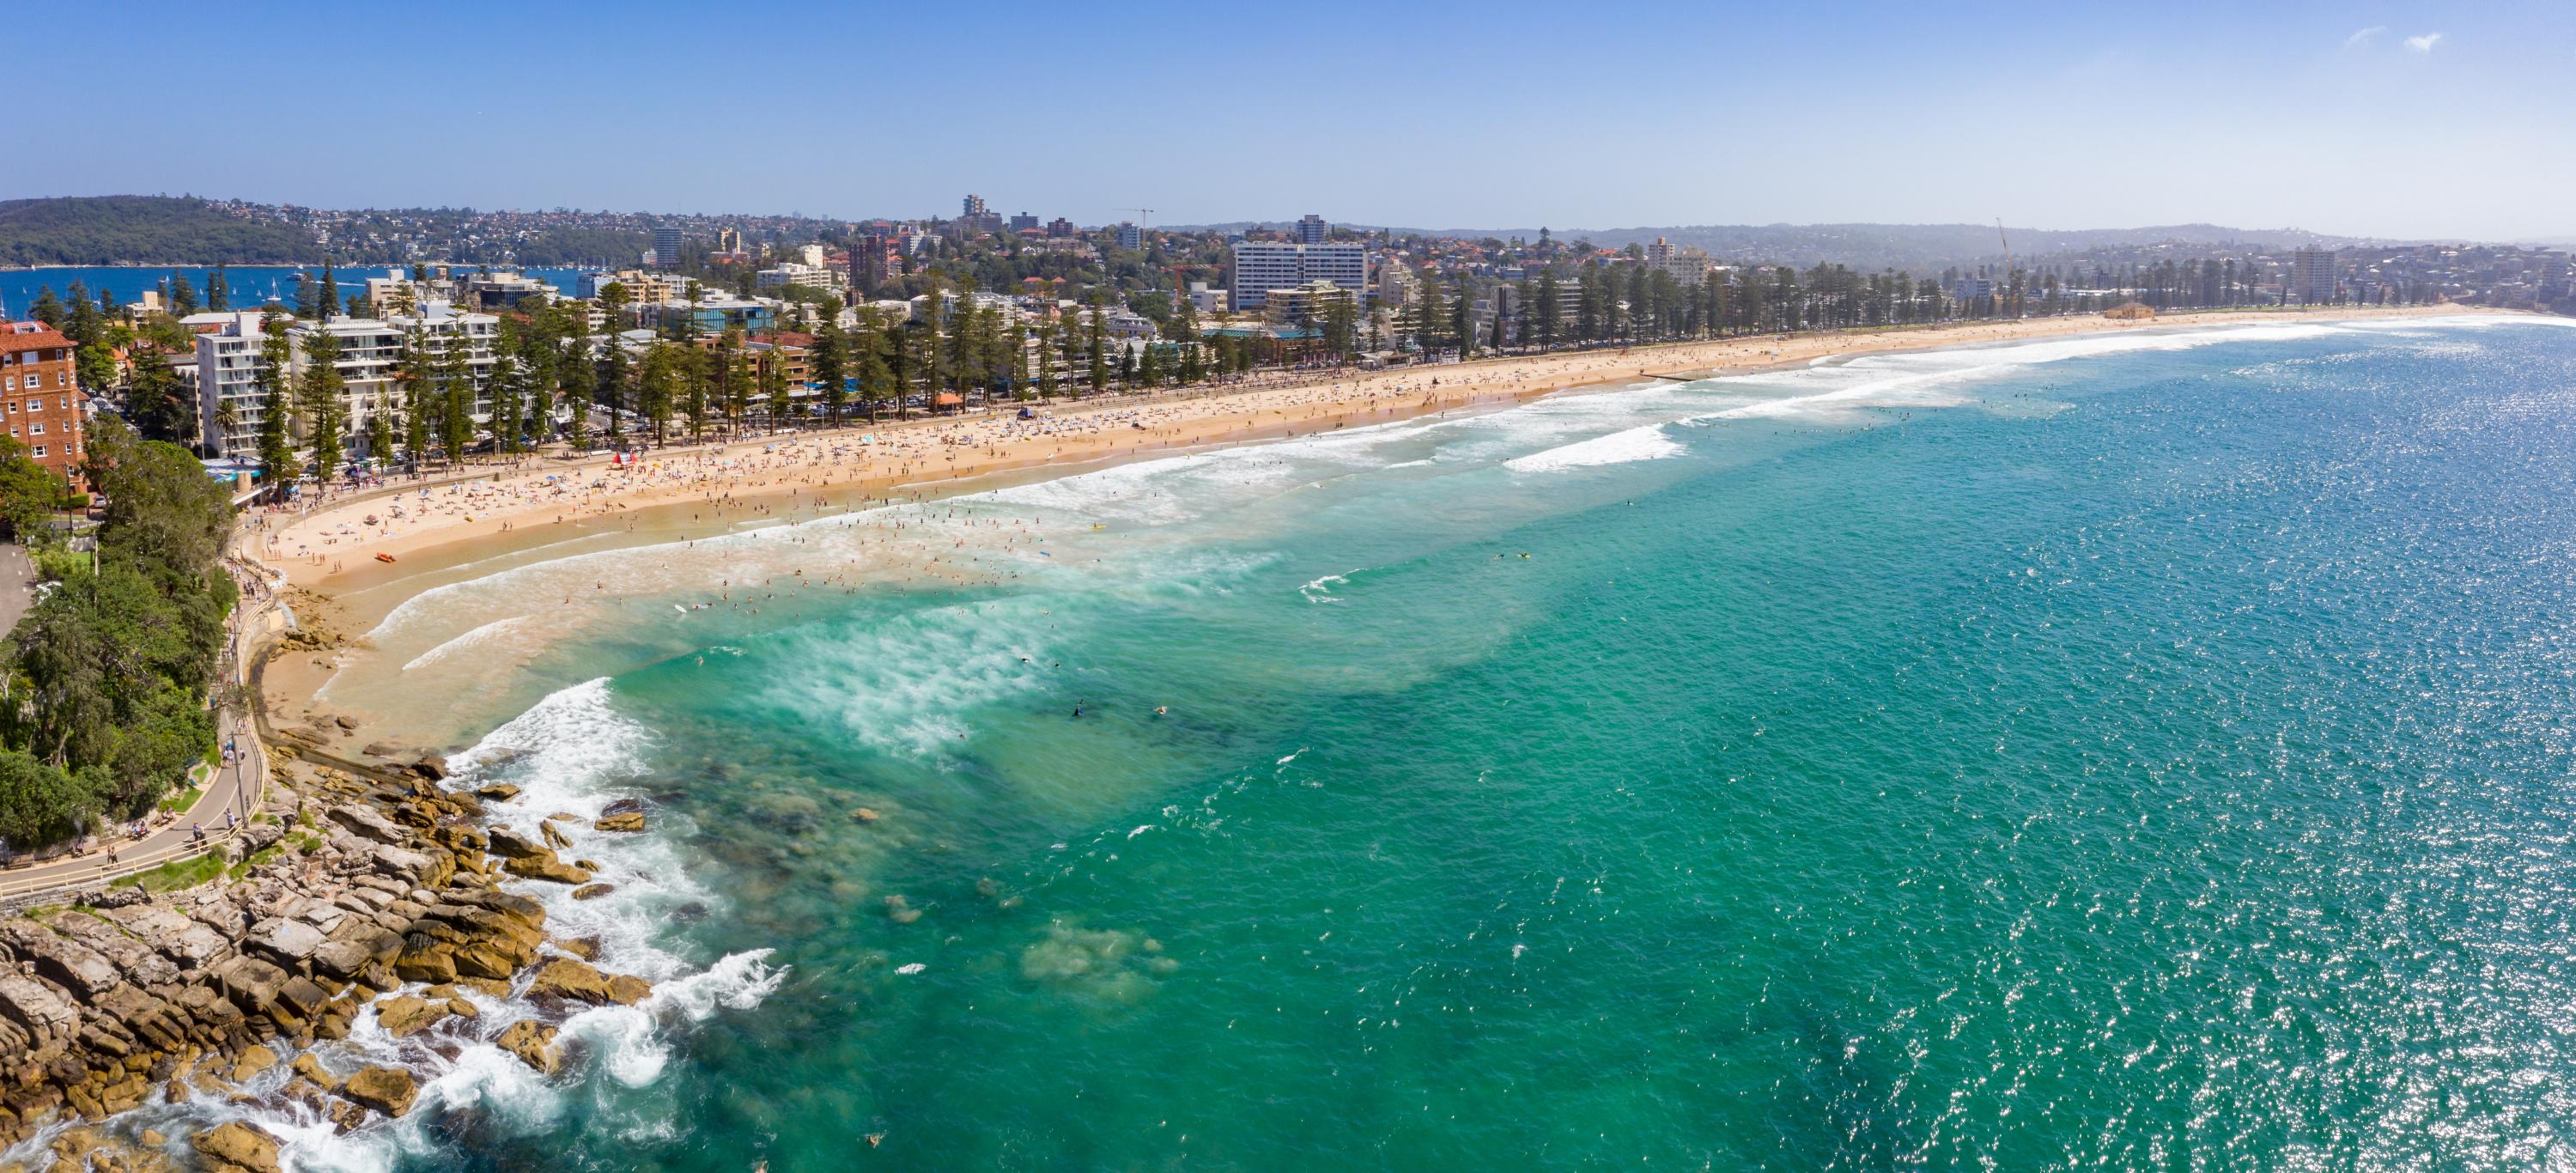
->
[[16, 0, 2573, 240]]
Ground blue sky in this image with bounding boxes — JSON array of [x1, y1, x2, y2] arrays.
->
[[15, 1, 2573, 240]]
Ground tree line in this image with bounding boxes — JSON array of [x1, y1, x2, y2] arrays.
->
[[0, 420, 236, 850]]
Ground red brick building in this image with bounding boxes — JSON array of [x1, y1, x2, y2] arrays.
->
[[0, 322, 87, 489]]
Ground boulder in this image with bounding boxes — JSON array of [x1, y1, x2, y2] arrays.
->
[[229, 1043, 280, 1085], [413, 754, 449, 781], [592, 811, 645, 833], [50, 909, 181, 988], [495, 1018, 562, 1075], [370, 843, 435, 884], [323, 805, 404, 845], [473, 783, 520, 802], [165, 922, 238, 971], [374, 994, 450, 1039], [191, 1121, 282, 1173], [525, 958, 614, 1005], [606, 974, 653, 1006], [308, 939, 376, 982], [213, 957, 291, 1017], [0, 923, 124, 1000], [501, 854, 592, 884], [538, 820, 573, 849], [483, 827, 549, 860], [392, 933, 457, 985], [290, 1052, 338, 1091], [340, 1064, 416, 1117], [246, 918, 327, 968], [0, 975, 80, 1042], [570, 884, 615, 902]]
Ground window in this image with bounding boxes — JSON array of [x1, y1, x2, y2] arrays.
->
[[2, 378, 11, 392], [30, 447, 44, 459], [28, 423, 42, 436], [22, 401, 35, 414]]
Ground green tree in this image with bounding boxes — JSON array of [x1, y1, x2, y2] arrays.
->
[[252, 313, 298, 480], [296, 329, 348, 473]]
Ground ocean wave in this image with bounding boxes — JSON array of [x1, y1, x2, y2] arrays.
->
[[1504, 422, 1686, 471], [398, 613, 543, 672]]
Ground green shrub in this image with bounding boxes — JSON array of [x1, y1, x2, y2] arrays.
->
[[109, 850, 225, 893]]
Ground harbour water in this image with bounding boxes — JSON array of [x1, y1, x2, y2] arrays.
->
[[0, 266, 595, 319], [31, 313, 2576, 1169]]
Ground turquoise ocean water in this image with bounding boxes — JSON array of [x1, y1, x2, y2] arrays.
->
[[49, 314, 2576, 1170]]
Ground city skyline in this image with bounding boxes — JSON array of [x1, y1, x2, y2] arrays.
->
[[14, 1, 2575, 242]]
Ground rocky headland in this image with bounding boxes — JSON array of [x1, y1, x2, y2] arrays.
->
[[0, 739, 657, 1172]]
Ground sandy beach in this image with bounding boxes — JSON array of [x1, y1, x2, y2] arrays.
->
[[254, 303, 2486, 605]]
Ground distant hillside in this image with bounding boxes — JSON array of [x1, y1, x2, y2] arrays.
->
[[0, 196, 317, 266], [1189, 220, 2382, 272]]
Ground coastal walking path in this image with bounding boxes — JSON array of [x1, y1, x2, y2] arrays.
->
[[0, 542, 33, 637], [0, 551, 280, 905]]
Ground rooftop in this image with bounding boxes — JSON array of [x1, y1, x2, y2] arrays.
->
[[0, 322, 72, 355]]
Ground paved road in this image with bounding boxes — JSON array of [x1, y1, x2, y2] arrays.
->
[[0, 573, 273, 901], [0, 713, 262, 899], [0, 543, 33, 637]]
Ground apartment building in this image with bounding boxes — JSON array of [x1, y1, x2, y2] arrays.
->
[[2291, 248, 2337, 304], [0, 321, 88, 488], [193, 305, 498, 461], [1229, 241, 1370, 310]]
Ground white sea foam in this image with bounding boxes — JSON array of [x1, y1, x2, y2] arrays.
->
[[1504, 422, 1686, 471], [398, 613, 543, 672], [0, 675, 799, 1169]]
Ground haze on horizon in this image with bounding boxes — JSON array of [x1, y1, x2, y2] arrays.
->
[[15, 0, 2573, 242]]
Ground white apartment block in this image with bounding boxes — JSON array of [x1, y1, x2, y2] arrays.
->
[[194, 303, 499, 461], [1644, 237, 1712, 286], [191, 311, 276, 460], [1230, 242, 1369, 310], [2291, 248, 2337, 304], [756, 262, 841, 292]]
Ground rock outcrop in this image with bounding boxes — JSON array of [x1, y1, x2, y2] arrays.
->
[[191, 1120, 283, 1172], [0, 768, 657, 1152], [340, 1064, 417, 1117]]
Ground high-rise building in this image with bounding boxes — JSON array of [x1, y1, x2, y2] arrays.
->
[[1297, 215, 1329, 246], [1644, 237, 1712, 286], [1046, 217, 1075, 239], [2291, 248, 2337, 304], [1115, 222, 1144, 251], [0, 320, 89, 488], [955, 194, 1005, 234], [853, 233, 891, 294], [717, 227, 743, 254], [653, 226, 682, 270], [1229, 241, 1369, 310], [1009, 212, 1039, 233]]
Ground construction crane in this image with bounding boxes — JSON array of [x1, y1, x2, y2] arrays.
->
[[1116, 207, 1156, 229]]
